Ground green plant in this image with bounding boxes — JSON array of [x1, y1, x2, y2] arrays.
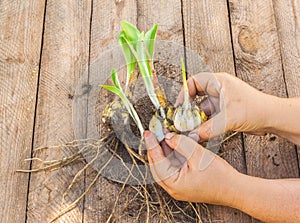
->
[[101, 21, 207, 143], [119, 22, 159, 106], [100, 68, 144, 136], [173, 58, 203, 132]]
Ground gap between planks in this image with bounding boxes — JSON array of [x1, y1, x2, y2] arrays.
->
[[25, 0, 48, 222]]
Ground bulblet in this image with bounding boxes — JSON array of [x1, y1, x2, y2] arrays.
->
[[173, 104, 202, 132]]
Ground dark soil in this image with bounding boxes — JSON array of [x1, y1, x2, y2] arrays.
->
[[98, 61, 183, 163], [92, 60, 205, 222]]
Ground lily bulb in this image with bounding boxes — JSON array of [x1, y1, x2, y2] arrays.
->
[[173, 59, 202, 132], [173, 103, 202, 132]]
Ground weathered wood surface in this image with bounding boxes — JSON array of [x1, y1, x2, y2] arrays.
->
[[0, 0, 299, 222], [26, 0, 91, 222], [83, 1, 137, 222], [0, 1, 46, 223], [228, 0, 299, 179], [228, 1, 299, 221], [182, 1, 251, 222]]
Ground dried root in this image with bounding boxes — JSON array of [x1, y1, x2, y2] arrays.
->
[[17, 130, 239, 223]]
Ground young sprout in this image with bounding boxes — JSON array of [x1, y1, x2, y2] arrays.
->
[[118, 22, 137, 93], [100, 69, 144, 136], [118, 21, 167, 112], [103, 22, 207, 142], [173, 59, 202, 132]]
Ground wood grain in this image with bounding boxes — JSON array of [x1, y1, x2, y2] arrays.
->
[[228, 0, 299, 176], [228, 0, 299, 221], [137, 0, 184, 77], [272, 0, 300, 174], [0, 1, 46, 222], [182, 1, 252, 222], [137, 0, 183, 42], [1, 0, 299, 222], [84, 0, 185, 222], [83, 1, 137, 222], [26, 0, 92, 222]]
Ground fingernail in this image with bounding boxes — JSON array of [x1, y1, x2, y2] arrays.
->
[[144, 130, 151, 138], [144, 131, 159, 150], [188, 132, 199, 142], [163, 128, 170, 135], [165, 132, 176, 140]]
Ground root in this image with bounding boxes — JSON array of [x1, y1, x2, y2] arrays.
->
[[17, 154, 82, 173], [61, 146, 100, 204], [49, 143, 114, 223], [17, 132, 217, 223], [105, 158, 133, 223], [206, 131, 239, 150]]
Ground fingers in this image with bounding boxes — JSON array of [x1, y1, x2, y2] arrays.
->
[[161, 140, 173, 157], [190, 112, 227, 141], [199, 97, 216, 116], [161, 140, 184, 167], [144, 131, 180, 183], [165, 133, 216, 171], [165, 133, 199, 161], [175, 77, 199, 106], [192, 73, 222, 97], [175, 73, 221, 107]]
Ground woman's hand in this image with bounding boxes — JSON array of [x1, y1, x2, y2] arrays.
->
[[144, 130, 300, 223], [175, 72, 280, 141], [175, 72, 300, 145], [144, 130, 239, 204]]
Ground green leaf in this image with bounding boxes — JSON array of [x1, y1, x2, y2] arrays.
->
[[121, 21, 140, 42], [136, 33, 151, 76], [145, 24, 158, 59], [180, 58, 189, 106], [120, 23, 160, 110], [118, 32, 137, 90], [181, 58, 187, 85], [118, 32, 136, 66], [99, 85, 121, 95], [100, 84, 145, 135], [110, 69, 122, 90]]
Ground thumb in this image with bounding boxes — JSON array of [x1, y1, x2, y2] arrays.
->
[[144, 131, 179, 182], [165, 133, 199, 161], [190, 112, 228, 141]]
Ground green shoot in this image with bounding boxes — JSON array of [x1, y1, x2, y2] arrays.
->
[[119, 21, 161, 110], [173, 58, 202, 132], [100, 69, 144, 136], [118, 31, 136, 92], [180, 58, 190, 109], [144, 24, 158, 60], [121, 21, 140, 43]]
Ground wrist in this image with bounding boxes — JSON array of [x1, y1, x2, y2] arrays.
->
[[265, 97, 300, 144], [261, 94, 282, 131], [218, 170, 246, 208]]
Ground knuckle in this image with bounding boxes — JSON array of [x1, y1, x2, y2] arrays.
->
[[198, 123, 211, 139]]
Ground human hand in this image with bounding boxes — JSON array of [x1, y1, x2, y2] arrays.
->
[[144, 130, 238, 204], [175, 72, 280, 141]]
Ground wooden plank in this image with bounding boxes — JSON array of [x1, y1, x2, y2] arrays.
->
[[272, 0, 300, 175], [84, 0, 185, 222], [228, 0, 299, 221], [0, 1, 46, 222], [182, 1, 252, 222], [26, 0, 91, 222], [137, 0, 184, 94], [137, 0, 183, 42], [83, 1, 138, 222], [228, 0, 299, 176]]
